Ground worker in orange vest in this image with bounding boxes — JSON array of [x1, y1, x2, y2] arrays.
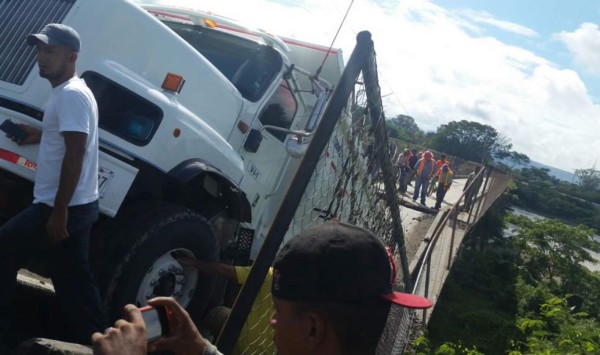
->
[[412, 151, 435, 206]]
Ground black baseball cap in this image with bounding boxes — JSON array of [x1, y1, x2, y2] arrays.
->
[[26, 23, 81, 52], [272, 221, 432, 309]]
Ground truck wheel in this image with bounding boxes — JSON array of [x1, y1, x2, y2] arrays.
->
[[95, 204, 218, 322]]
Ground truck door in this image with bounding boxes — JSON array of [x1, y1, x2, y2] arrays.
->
[[240, 79, 300, 222]]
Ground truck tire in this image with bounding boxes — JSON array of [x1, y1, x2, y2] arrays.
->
[[92, 203, 218, 323]]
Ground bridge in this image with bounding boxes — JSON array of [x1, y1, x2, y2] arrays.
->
[[215, 30, 513, 354]]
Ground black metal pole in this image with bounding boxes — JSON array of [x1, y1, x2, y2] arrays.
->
[[215, 31, 375, 354], [472, 166, 493, 223], [360, 33, 411, 290]]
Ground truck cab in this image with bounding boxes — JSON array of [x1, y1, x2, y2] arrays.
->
[[0, 0, 339, 322]]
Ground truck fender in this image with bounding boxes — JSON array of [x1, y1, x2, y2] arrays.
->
[[168, 159, 252, 223]]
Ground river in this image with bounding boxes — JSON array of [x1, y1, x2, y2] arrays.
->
[[506, 207, 600, 272]]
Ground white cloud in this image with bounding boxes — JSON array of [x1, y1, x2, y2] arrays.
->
[[555, 22, 600, 77], [136, 0, 600, 171], [458, 9, 538, 37]]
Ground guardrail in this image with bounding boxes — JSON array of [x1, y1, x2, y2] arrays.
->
[[410, 166, 513, 327]]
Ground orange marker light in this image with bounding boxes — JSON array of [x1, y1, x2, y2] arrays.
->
[[203, 19, 216, 28], [173, 128, 181, 138], [238, 121, 249, 133], [162, 73, 185, 93]]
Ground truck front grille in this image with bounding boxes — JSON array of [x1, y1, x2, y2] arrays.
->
[[0, 0, 75, 86]]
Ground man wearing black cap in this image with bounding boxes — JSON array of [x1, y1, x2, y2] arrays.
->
[[0, 23, 106, 347], [93, 221, 431, 355]]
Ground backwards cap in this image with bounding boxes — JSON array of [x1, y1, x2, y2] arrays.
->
[[272, 221, 432, 309]]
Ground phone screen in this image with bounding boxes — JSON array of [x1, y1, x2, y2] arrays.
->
[[140, 306, 168, 342]]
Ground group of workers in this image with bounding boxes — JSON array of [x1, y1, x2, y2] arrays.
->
[[395, 149, 484, 211], [396, 149, 454, 209]]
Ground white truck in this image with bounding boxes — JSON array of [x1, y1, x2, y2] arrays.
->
[[0, 0, 344, 322]]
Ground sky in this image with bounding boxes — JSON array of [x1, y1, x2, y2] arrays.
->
[[136, 0, 600, 173]]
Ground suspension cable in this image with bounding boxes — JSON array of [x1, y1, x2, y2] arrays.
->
[[315, 0, 355, 78]]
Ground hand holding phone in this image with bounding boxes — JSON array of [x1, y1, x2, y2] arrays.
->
[[140, 305, 170, 342], [0, 119, 28, 143], [92, 304, 149, 355], [147, 297, 208, 354]]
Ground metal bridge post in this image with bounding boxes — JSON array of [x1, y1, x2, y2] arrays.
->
[[360, 32, 411, 290], [447, 209, 458, 270], [472, 166, 493, 223]]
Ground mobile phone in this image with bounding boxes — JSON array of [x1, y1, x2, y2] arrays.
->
[[0, 119, 28, 142], [140, 305, 170, 342]]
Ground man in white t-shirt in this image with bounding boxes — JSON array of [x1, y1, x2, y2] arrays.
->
[[0, 24, 107, 348]]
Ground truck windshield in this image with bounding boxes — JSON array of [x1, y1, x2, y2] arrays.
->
[[163, 21, 283, 102]]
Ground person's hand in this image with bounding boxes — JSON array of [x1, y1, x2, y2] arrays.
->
[[147, 297, 207, 355], [14, 124, 41, 145], [47, 206, 69, 241], [177, 255, 198, 267], [92, 304, 147, 355]]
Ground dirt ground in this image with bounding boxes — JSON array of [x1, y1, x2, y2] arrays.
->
[[403, 213, 435, 262]]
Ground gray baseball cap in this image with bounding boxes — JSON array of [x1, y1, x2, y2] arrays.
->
[[27, 23, 80, 52]]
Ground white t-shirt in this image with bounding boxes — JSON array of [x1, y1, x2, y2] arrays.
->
[[33, 76, 99, 206]]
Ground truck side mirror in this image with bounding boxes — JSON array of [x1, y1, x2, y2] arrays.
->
[[285, 136, 308, 158], [305, 80, 330, 132]]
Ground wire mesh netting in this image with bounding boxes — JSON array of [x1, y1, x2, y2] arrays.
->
[[224, 32, 513, 355], [233, 73, 419, 354]]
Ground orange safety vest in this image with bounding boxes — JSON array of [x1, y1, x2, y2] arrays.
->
[[435, 159, 449, 174], [416, 158, 434, 178]]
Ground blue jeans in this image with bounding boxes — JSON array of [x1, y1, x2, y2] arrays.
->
[[413, 176, 429, 203], [399, 168, 409, 192], [0, 201, 107, 344], [435, 184, 448, 208]]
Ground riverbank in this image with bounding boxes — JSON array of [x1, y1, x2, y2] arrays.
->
[[506, 206, 600, 272]]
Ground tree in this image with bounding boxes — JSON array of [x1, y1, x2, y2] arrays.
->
[[510, 298, 600, 354], [574, 168, 600, 191], [388, 114, 424, 143], [509, 217, 600, 289], [428, 120, 511, 163], [510, 167, 599, 232], [507, 151, 531, 169]]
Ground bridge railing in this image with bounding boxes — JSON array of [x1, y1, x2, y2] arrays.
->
[[410, 166, 513, 327]]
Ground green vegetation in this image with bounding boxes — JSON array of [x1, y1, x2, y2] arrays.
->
[[418, 208, 600, 354], [428, 120, 511, 164], [510, 167, 600, 232], [575, 168, 600, 191], [388, 114, 425, 143], [386, 116, 523, 166], [388, 116, 600, 354]]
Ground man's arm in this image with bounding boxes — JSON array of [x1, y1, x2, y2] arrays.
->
[[178, 257, 238, 283], [46, 131, 87, 241]]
